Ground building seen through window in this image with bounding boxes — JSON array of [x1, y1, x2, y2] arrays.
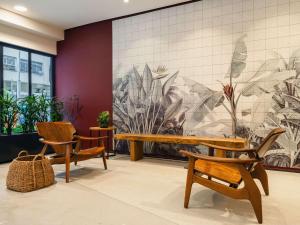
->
[[3, 55, 17, 71], [2, 46, 52, 99]]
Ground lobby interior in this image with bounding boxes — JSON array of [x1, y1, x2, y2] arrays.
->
[[0, 0, 300, 225]]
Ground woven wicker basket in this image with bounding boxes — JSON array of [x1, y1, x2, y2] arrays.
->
[[6, 151, 55, 192]]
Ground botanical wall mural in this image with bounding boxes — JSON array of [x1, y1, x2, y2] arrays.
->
[[113, 0, 300, 170]]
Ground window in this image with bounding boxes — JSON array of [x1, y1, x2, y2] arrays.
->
[[20, 59, 28, 72], [31, 53, 52, 96], [3, 47, 29, 98], [3, 55, 17, 71], [31, 61, 43, 75], [1, 43, 54, 99], [21, 82, 29, 93]]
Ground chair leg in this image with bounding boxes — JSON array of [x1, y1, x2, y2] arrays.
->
[[184, 157, 195, 208], [239, 165, 263, 224], [251, 163, 269, 196], [102, 152, 107, 170], [65, 145, 71, 183]]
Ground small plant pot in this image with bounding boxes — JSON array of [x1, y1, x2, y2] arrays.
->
[[99, 122, 109, 128], [97, 111, 110, 128]]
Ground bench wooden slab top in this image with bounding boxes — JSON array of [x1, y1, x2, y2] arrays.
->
[[114, 133, 248, 161]]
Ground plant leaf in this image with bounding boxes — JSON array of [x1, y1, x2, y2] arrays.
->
[[151, 79, 163, 103], [243, 57, 281, 82], [133, 66, 142, 89], [164, 99, 183, 121], [142, 64, 153, 95], [288, 48, 300, 74], [282, 94, 300, 110], [250, 93, 273, 130], [162, 71, 178, 96], [128, 74, 139, 102], [126, 98, 135, 119], [226, 34, 247, 79], [183, 77, 215, 96], [241, 71, 294, 97]]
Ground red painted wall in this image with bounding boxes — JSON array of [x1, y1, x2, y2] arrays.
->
[[56, 20, 112, 135]]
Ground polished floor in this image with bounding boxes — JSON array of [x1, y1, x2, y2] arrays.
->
[[0, 155, 299, 225]]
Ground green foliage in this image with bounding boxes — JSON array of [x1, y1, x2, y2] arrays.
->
[[97, 111, 110, 128], [0, 93, 19, 135], [37, 93, 51, 122], [18, 95, 40, 133], [0, 92, 64, 134], [50, 97, 64, 122]]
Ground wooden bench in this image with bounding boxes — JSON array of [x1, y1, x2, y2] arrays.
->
[[114, 133, 248, 161]]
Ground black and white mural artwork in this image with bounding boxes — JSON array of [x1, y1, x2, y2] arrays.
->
[[113, 0, 300, 170]]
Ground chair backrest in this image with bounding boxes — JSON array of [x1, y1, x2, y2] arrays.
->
[[256, 128, 286, 158], [36, 122, 76, 154]]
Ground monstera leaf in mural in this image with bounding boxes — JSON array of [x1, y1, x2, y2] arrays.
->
[[113, 64, 185, 153]]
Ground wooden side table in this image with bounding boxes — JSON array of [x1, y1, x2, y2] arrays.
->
[[89, 126, 116, 159]]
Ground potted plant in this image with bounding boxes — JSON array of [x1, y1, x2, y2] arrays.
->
[[50, 97, 64, 122], [37, 93, 51, 122], [18, 95, 40, 133], [0, 93, 19, 135], [97, 111, 110, 128], [0, 95, 66, 163]]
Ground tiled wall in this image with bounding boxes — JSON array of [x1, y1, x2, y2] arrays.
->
[[113, 0, 300, 169]]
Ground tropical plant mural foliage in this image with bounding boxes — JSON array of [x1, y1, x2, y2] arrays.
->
[[113, 35, 300, 169]]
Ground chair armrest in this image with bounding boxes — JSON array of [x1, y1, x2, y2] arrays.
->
[[198, 142, 255, 152], [74, 135, 108, 141], [180, 150, 259, 164], [39, 138, 78, 146]]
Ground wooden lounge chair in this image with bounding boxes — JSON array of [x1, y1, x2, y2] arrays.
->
[[36, 122, 107, 183], [180, 128, 286, 224]]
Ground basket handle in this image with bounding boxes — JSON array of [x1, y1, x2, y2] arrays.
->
[[32, 154, 46, 189], [17, 150, 29, 158]]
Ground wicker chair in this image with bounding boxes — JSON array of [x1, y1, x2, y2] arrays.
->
[[180, 128, 286, 224], [36, 122, 107, 183]]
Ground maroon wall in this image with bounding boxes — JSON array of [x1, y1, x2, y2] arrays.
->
[[56, 20, 112, 135]]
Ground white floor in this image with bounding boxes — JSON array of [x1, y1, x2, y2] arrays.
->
[[0, 155, 300, 225]]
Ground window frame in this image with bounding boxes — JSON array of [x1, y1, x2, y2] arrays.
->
[[0, 41, 56, 97]]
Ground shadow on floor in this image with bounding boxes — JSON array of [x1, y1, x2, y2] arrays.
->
[[54, 166, 110, 182], [141, 186, 285, 225]]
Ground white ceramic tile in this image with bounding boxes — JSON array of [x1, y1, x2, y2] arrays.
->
[[113, 0, 300, 145], [290, 1, 300, 13]]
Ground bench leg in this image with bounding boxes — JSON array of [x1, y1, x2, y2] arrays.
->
[[130, 141, 144, 161]]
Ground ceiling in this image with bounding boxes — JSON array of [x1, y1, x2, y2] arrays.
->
[[0, 0, 191, 29]]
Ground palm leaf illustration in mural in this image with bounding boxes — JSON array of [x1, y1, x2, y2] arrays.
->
[[182, 78, 224, 134], [113, 64, 184, 153], [181, 35, 300, 168], [238, 48, 300, 168], [113, 34, 300, 168], [224, 38, 300, 168]]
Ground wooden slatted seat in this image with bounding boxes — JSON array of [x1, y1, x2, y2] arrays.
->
[[195, 160, 241, 184]]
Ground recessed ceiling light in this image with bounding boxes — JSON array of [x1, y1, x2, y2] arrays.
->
[[14, 5, 28, 12], [123, 0, 129, 3]]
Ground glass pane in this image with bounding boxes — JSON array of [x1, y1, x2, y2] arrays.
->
[[3, 47, 29, 98], [31, 53, 52, 97]]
